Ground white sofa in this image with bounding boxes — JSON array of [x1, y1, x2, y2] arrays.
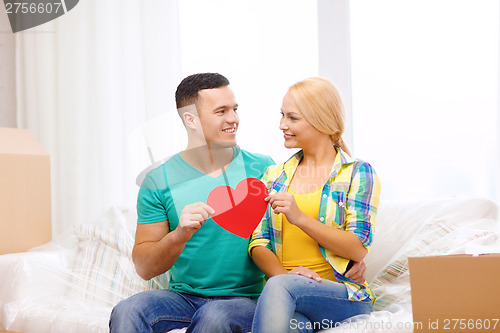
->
[[1, 197, 499, 333]]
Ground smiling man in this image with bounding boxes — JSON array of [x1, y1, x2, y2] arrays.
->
[[109, 73, 275, 333]]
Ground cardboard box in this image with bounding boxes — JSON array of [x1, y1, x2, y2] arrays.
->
[[0, 128, 52, 254], [409, 254, 500, 332]]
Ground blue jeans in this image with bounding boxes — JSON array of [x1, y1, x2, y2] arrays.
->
[[252, 274, 373, 333], [109, 289, 257, 333]]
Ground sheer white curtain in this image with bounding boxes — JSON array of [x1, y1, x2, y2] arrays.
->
[[16, 0, 181, 235], [318, 0, 353, 150], [0, 12, 16, 128]]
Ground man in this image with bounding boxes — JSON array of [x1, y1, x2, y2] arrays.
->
[[109, 73, 365, 333]]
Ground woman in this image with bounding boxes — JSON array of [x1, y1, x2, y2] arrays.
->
[[249, 77, 381, 332]]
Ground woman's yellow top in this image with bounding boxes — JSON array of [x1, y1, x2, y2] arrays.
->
[[282, 186, 336, 281]]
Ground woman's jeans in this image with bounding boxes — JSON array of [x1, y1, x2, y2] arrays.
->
[[109, 289, 257, 333], [252, 274, 373, 333]]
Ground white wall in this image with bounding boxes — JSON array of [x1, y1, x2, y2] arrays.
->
[[497, 2, 500, 206]]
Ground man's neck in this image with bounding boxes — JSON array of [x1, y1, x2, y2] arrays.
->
[[180, 143, 235, 176]]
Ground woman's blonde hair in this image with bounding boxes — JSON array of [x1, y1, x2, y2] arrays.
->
[[287, 77, 351, 156]]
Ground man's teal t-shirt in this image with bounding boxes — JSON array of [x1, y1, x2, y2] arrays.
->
[[137, 146, 274, 300]]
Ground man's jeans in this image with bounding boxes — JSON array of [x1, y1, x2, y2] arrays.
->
[[109, 289, 257, 333], [252, 274, 373, 333]]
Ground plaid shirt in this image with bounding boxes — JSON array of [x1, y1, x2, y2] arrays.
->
[[249, 146, 381, 301]]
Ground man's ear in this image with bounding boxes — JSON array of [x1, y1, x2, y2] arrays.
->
[[178, 104, 199, 129], [183, 112, 197, 129], [177, 104, 198, 129]]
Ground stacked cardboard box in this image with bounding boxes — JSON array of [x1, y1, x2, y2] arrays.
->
[[0, 128, 52, 254]]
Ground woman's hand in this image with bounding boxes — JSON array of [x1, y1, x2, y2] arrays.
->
[[288, 266, 322, 282], [265, 192, 305, 226]]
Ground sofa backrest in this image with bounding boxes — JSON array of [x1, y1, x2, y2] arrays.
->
[[365, 196, 499, 282]]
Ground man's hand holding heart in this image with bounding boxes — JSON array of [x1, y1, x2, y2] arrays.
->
[[176, 202, 215, 242]]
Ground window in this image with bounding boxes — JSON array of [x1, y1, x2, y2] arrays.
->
[[350, 0, 499, 200]]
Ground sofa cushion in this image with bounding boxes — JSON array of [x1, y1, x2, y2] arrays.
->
[[69, 207, 168, 307]]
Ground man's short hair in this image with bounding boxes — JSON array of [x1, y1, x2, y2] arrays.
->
[[175, 73, 230, 109]]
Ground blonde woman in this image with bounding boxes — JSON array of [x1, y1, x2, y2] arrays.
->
[[249, 77, 381, 332]]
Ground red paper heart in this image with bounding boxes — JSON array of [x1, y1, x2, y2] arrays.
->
[[207, 178, 268, 238]]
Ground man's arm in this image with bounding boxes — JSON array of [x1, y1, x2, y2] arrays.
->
[[132, 202, 214, 280], [132, 221, 183, 280], [250, 246, 288, 278]]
